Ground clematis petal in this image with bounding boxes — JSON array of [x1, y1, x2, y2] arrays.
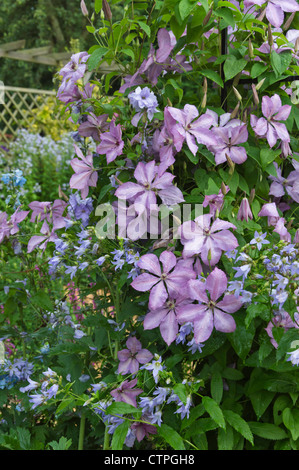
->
[[205, 267, 227, 301], [213, 307, 236, 333]]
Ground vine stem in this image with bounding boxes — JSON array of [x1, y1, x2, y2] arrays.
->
[[78, 413, 86, 450], [103, 425, 110, 450]]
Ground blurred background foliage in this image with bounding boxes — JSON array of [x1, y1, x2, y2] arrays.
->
[[0, 0, 123, 90]]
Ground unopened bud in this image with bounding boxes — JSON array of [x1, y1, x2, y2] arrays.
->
[[37, 212, 41, 222], [295, 37, 299, 53], [226, 154, 235, 174], [167, 97, 172, 107], [201, 92, 207, 108], [203, 77, 208, 94], [221, 181, 228, 195], [102, 0, 112, 21], [252, 83, 259, 105], [80, 0, 89, 16], [248, 39, 254, 59], [249, 188, 255, 203], [257, 8, 266, 22], [203, 8, 213, 26], [256, 77, 266, 91], [115, 176, 123, 185], [233, 72, 241, 87], [283, 12, 295, 31], [233, 86, 242, 102], [268, 24, 273, 46], [230, 101, 240, 119]]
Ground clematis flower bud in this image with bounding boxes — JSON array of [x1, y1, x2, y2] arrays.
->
[[248, 39, 254, 59], [237, 198, 253, 222], [252, 83, 259, 105], [255, 77, 266, 91], [203, 8, 213, 26], [80, 0, 89, 16], [230, 101, 240, 119], [226, 154, 235, 174], [249, 188, 255, 204], [233, 86, 242, 102], [283, 12, 295, 31], [102, 0, 112, 21]]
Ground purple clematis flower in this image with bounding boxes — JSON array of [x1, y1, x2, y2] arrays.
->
[[208, 124, 248, 165], [27, 221, 58, 253], [167, 105, 214, 156], [203, 186, 230, 217], [176, 267, 243, 343], [237, 198, 253, 222], [114, 160, 184, 211], [69, 144, 98, 199], [117, 337, 153, 375], [29, 199, 67, 230], [58, 51, 89, 85], [0, 209, 29, 243], [250, 94, 291, 148], [96, 121, 124, 164], [110, 378, 143, 408], [131, 251, 196, 311], [244, 0, 299, 28], [78, 113, 109, 141], [143, 296, 197, 346], [154, 107, 186, 175], [268, 162, 299, 203], [179, 214, 238, 266]]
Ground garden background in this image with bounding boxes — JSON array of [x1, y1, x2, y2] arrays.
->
[[0, 0, 299, 452]]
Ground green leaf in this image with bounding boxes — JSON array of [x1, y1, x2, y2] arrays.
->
[[185, 148, 199, 164], [251, 62, 268, 79], [111, 421, 130, 450], [87, 47, 109, 71], [136, 21, 151, 37], [200, 69, 223, 88], [282, 408, 299, 441], [179, 0, 197, 21], [173, 383, 187, 405], [223, 410, 254, 445], [106, 402, 141, 416], [210, 372, 223, 404], [95, 0, 103, 14], [223, 56, 247, 81], [259, 148, 280, 170], [218, 424, 234, 450], [158, 424, 185, 450], [249, 390, 275, 420], [48, 437, 72, 450], [202, 396, 226, 429], [228, 311, 255, 360], [248, 422, 288, 440], [215, 7, 235, 28], [270, 50, 282, 77], [31, 291, 53, 311]]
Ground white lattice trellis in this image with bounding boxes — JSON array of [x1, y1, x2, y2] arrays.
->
[[0, 86, 57, 144]]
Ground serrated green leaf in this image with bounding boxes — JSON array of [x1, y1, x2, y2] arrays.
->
[[248, 422, 288, 440], [106, 402, 141, 416], [158, 424, 185, 450], [111, 420, 130, 450], [223, 410, 254, 445], [210, 372, 223, 404], [202, 396, 226, 429]]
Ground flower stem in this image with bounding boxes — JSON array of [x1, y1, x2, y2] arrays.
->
[[78, 413, 86, 450], [103, 425, 110, 450]]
